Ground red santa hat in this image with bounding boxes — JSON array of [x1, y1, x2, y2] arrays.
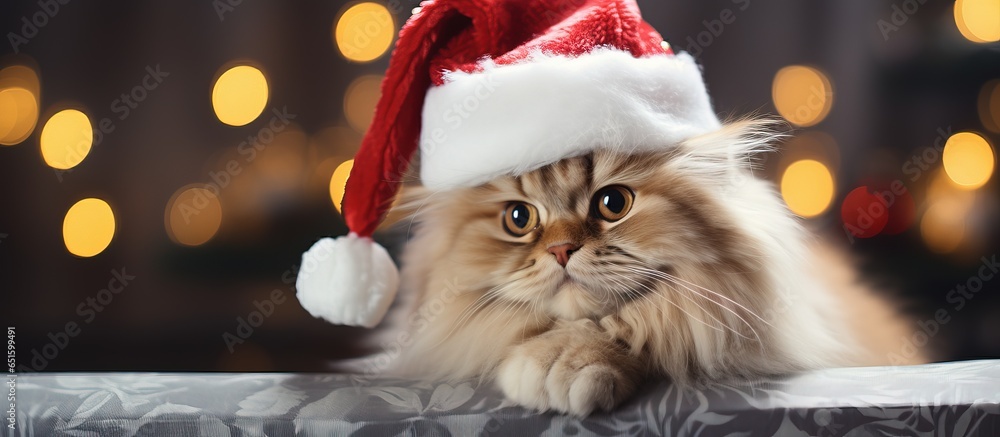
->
[[297, 0, 721, 327]]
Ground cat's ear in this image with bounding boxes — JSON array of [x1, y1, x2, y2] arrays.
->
[[671, 117, 787, 184]]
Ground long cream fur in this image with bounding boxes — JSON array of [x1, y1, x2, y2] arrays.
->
[[371, 120, 918, 416]]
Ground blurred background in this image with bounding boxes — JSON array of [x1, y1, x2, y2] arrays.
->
[[0, 0, 997, 372]]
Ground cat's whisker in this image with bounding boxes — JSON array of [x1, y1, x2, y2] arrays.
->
[[611, 278, 633, 310], [597, 277, 622, 306], [510, 259, 537, 273], [656, 279, 761, 344], [621, 267, 760, 343], [451, 294, 495, 335], [471, 298, 513, 339], [621, 276, 729, 337], [457, 284, 505, 321], [659, 271, 773, 328], [490, 298, 530, 336], [401, 186, 452, 241], [604, 276, 632, 310], [614, 273, 730, 335], [613, 284, 652, 336], [627, 266, 772, 328], [433, 283, 512, 349], [484, 283, 527, 324], [523, 291, 551, 340], [619, 273, 736, 336], [460, 283, 519, 325]]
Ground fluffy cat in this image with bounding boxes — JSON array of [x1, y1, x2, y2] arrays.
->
[[377, 119, 919, 416]]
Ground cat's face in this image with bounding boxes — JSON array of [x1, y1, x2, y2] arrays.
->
[[422, 148, 757, 321]]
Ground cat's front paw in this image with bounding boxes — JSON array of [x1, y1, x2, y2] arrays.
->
[[496, 323, 638, 416]]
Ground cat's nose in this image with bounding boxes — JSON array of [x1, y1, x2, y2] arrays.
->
[[547, 242, 581, 267]]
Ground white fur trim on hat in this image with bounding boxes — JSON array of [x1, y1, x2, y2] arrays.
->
[[418, 49, 721, 190], [295, 234, 399, 328]]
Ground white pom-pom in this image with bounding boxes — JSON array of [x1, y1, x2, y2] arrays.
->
[[295, 233, 399, 328]]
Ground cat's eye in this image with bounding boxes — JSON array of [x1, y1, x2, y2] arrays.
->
[[592, 185, 634, 222], [502, 202, 539, 237]]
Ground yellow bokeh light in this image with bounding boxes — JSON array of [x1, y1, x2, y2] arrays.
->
[[927, 170, 977, 211], [212, 65, 269, 126], [979, 80, 1000, 133], [344, 75, 383, 133], [165, 186, 223, 247], [0, 65, 40, 95], [0, 65, 40, 145], [942, 132, 994, 189], [772, 65, 833, 127], [0, 90, 22, 139], [63, 198, 116, 257], [329, 159, 354, 213], [313, 156, 343, 193], [40, 109, 93, 169], [780, 159, 835, 218], [920, 200, 967, 254], [954, 0, 1000, 43], [334, 2, 395, 63]]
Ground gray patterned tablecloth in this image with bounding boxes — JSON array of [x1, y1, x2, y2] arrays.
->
[[8, 360, 1000, 436]]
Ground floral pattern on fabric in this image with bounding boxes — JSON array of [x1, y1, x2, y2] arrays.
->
[[13, 360, 1000, 436]]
